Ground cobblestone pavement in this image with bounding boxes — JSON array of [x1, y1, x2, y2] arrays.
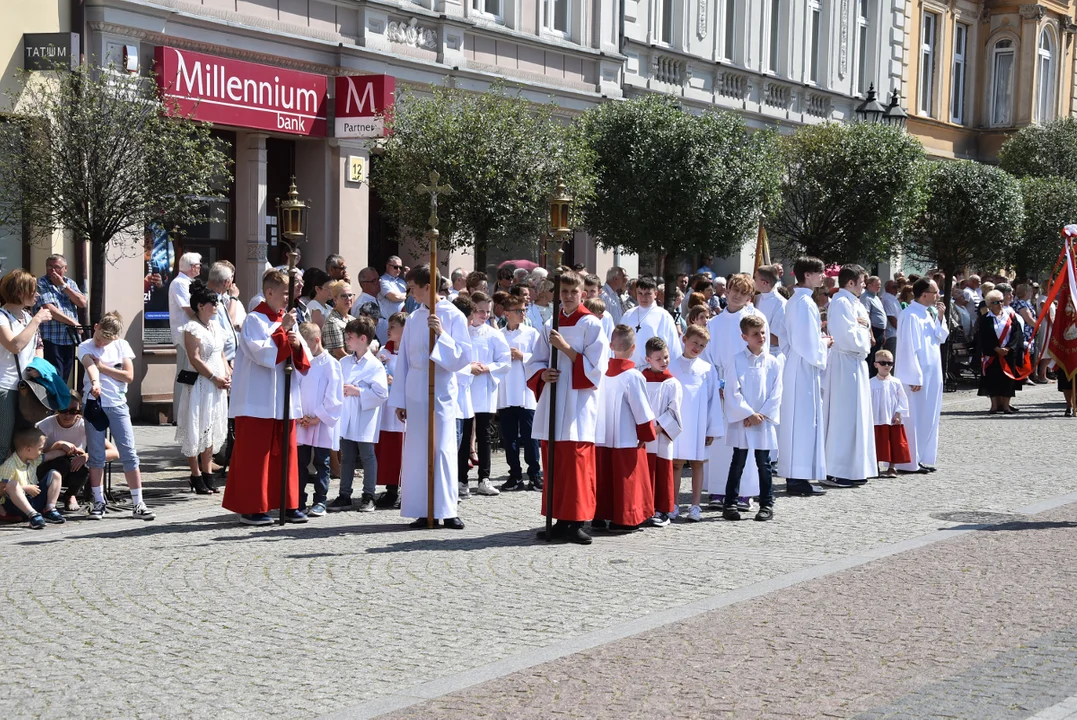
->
[[2, 384, 1076, 719]]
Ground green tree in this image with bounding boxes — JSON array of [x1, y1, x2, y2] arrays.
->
[[0, 63, 231, 322], [906, 160, 1024, 305], [998, 117, 1077, 182], [769, 121, 926, 264], [576, 94, 780, 308], [1015, 176, 1077, 281], [371, 85, 591, 272]]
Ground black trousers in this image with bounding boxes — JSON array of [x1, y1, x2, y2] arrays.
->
[[725, 448, 774, 508], [458, 413, 493, 482]]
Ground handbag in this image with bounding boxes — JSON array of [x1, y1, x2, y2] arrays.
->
[[0, 308, 48, 429], [83, 397, 110, 432], [176, 369, 199, 385]]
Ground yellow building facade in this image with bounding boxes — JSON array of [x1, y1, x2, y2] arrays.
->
[[903, 1, 1076, 161]]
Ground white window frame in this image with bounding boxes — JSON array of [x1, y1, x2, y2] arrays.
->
[[472, 0, 504, 22], [918, 11, 937, 117], [990, 38, 1016, 127], [855, 0, 869, 94], [951, 22, 967, 124], [1036, 28, 1056, 123], [722, 0, 736, 62], [543, 0, 571, 37], [660, 0, 674, 44], [767, 0, 782, 74], [808, 0, 821, 85]]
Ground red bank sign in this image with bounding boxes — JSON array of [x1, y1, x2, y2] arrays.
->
[[334, 75, 395, 138], [155, 46, 328, 137]]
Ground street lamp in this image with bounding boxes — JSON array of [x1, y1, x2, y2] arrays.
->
[[854, 83, 886, 124], [882, 88, 908, 130], [276, 176, 311, 244]]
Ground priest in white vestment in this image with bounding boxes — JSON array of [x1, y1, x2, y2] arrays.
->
[[894, 279, 949, 473]]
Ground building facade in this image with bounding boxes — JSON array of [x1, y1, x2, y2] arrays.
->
[[902, 0, 1077, 160]]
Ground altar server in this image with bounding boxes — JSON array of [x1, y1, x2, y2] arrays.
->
[[373, 312, 407, 508], [295, 322, 343, 517], [335, 317, 389, 513], [869, 349, 910, 477], [642, 337, 683, 527], [497, 295, 542, 491], [620, 276, 681, 366], [895, 278, 949, 474]]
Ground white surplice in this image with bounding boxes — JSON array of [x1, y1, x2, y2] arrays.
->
[[527, 307, 608, 443], [339, 351, 389, 443], [777, 287, 828, 481], [669, 355, 724, 462], [724, 348, 782, 451], [754, 290, 788, 356], [466, 323, 511, 414], [644, 373, 683, 460], [229, 308, 310, 421], [498, 325, 541, 411], [596, 367, 655, 449], [894, 302, 949, 471], [388, 301, 472, 519], [296, 351, 344, 451], [621, 304, 683, 366], [822, 289, 876, 481], [376, 343, 406, 433], [869, 374, 909, 425]]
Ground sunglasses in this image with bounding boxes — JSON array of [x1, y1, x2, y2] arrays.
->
[[340, 293, 356, 298], [58, 409, 79, 416], [389, 265, 402, 270], [876, 361, 893, 366], [989, 301, 1003, 306]]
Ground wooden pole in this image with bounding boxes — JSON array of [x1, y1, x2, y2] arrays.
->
[[278, 249, 298, 526], [545, 263, 561, 541]]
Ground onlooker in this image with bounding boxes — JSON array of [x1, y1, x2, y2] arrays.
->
[[302, 268, 332, 327], [326, 254, 349, 283], [323, 281, 354, 360], [354, 267, 381, 316], [378, 256, 407, 320], [207, 261, 243, 366], [448, 268, 467, 298], [977, 290, 1022, 414], [601, 267, 626, 325], [0, 269, 50, 459], [168, 252, 202, 419], [35, 254, 86, 383], [881, 279, 901, 354], [465, 271, 488, 296], [0, 427, 66, 529], [496, 265, 516, 293], [711, 276, 727, 312], [38, 398, 118, 512], [175, 281, 231, 495]]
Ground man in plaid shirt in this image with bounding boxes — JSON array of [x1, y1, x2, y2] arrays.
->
[[35, 254, 86, 383]]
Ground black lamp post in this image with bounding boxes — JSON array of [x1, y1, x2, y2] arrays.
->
[[882, 88, 908, 130], [854, 83, 886, 124]]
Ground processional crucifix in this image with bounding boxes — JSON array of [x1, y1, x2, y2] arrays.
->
[[415, 171, 453, 529]]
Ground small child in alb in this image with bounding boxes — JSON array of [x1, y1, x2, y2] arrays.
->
[[497, 295, 542, 491], [721, 315, 781, 522], [295, 322, 343, 517], [373, 312, 407, 508], [869, 349, 910, 478], [641, 337, 682, 527]]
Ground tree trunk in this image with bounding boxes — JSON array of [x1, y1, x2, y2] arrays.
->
[[474, 236, 488, 276], [661, 251, 678, 314], [89, 237, 107, 326]]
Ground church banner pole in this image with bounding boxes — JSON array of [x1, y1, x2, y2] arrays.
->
[[544, 178, 573, 542], [416, 171, 453, 529], [279, 248, 298, 526]]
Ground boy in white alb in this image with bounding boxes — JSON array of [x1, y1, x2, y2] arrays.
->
[[593, 325, 657, 532], [641, 337, 682, 527], [620, 277, 682, 366], [722, 315, 781, 522], [753, 264, 787, 356], [669, 324, 724, 523], [497, 295, 542, 491], [330, 317, 389, 513], [374, 312, 407, 508], [459, 291, 511, 497], [295, 322, 343, 517], [869, 349, 911, 477]]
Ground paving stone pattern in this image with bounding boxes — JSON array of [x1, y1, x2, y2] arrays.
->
[[2, 385, 1075, 719]]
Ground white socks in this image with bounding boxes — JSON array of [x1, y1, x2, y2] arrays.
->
[[130, 488, 142, 505], [91, 485, 105, 503]]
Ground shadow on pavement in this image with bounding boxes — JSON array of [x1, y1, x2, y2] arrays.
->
[[942, 520, 1077, 532]]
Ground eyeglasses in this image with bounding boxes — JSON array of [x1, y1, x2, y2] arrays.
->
[[340, 293, 355, 298], [876, 361, 893, 366]]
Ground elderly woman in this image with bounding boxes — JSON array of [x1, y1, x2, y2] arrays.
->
[[0, 270, 50, 459], [977, 289, 1024, 414], [323, 280, 354, 360]]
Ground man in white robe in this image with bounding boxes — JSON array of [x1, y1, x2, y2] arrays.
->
[[822, 265, 877, 486], [894, 279, 949, 474], [753, 265, 787, 357], [621, 277, 681, 367], [777, 257, 832, 496], [388, 266, 472, 528]]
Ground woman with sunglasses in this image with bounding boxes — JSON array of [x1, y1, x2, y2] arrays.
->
[[37, 399, 118, 511], [977, 289, 1024, 415]]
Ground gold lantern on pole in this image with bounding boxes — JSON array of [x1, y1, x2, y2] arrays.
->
[[276, 177, 311, 244]]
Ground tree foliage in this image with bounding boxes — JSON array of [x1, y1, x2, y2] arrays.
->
[[769, 121, 926, 264], [998, 117, 1077, 182], [907, 160, 1024, 301], [0, 63, 231, 322], [371, 85, 591, 271], [577, 94, 780, 270], [1015, 176, 1077, 281]]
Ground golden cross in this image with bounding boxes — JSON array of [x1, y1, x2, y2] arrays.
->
[[415, 170, 454, 231]]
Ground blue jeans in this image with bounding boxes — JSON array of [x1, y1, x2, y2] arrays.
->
[[43, 341, 76, 386], [2, 468, 56, 519], [499, 406, 540, 480], [86, 402, 139, 471], [339, 439, 378, 498], [724, 448, 773, 508], [297, 445, 330, 507]]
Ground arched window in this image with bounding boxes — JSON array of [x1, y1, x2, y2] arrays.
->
[[1036, 29, 1056, 123], [991, 39, 1015, 127]]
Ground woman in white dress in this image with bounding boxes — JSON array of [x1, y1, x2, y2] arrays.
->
[[176, 280, 231, 494]]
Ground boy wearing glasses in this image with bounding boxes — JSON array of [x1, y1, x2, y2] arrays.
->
[[869, 350, 910, 477]]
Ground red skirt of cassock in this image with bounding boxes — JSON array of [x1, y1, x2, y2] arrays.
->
[[874, 424, 911, 465], [595, 446, 653, 526], [539, 441, 596, 522], [375, 430, 403, 487], [223, 417, 299, 514], [648, 453, 675, 514]]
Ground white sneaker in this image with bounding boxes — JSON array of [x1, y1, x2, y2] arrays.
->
[[686, 505, 702, 522], [132, 502, 156, 520], [474, 479, 500, 496], [668, 504, 680, 520], [649, 512, 670, 527], [458, 482, 471, 498]]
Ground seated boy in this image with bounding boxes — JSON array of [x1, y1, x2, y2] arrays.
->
[[0, 428, 68, 529]]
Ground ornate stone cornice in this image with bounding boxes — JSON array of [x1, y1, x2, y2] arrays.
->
[[1019, 4, 1047, 20]]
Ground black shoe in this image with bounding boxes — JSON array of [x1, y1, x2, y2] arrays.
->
[[569, 523, 592, 545], [786, 483, 826, 496], [499, 477, 526, 491], [919, 464, 938, 473], [189, 474, 212, 495], [722, 507, 742, 521], [820, 477, 856, 489], [443, 517, 465, 529], [590, 519, 610, 533], [327, 495, 353, 510], [409, 518, 438, 529], [374, 489, 398, 509], [536, 520, 568, 541], [850, 478, 869, 486], [608, 523, 640, 534], [527, 479, 544, 492], [754, 506, 774, 521]]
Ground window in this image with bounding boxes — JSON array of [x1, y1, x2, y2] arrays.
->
[[768, 0, 781, 73], [808, 0, 821, 84], [544, 0, 569, 35], [472, 0, 502, 19], [991, 39, 1015, 127], [661, 0, 673, 44], [723, 0, 736, 61], [1037, 29, 1056, 123], [856, 0, 869, 93], [919, 11, 936, 116], [951, 23, 967, 124]]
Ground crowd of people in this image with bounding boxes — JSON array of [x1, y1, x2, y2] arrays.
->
[[0, 246, 1069, 537]]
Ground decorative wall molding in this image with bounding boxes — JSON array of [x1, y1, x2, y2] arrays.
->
[[839, 0, 849, 78], [805, 92, 832, 117], [697, 0, 708, 40], [388, 18, 438, 50], [763, 80, 793, 109], [716, 71, 750, 99], [652, 55, 686, 85], [1019, 4, 1047, 20]]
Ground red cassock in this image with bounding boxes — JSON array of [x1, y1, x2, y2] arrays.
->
[[222, 303, 310, 515], [594, 359, 658, 526], [375, 431, 403, 487], [647, 454, 676, 514], [874, 424, 911, 464]]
